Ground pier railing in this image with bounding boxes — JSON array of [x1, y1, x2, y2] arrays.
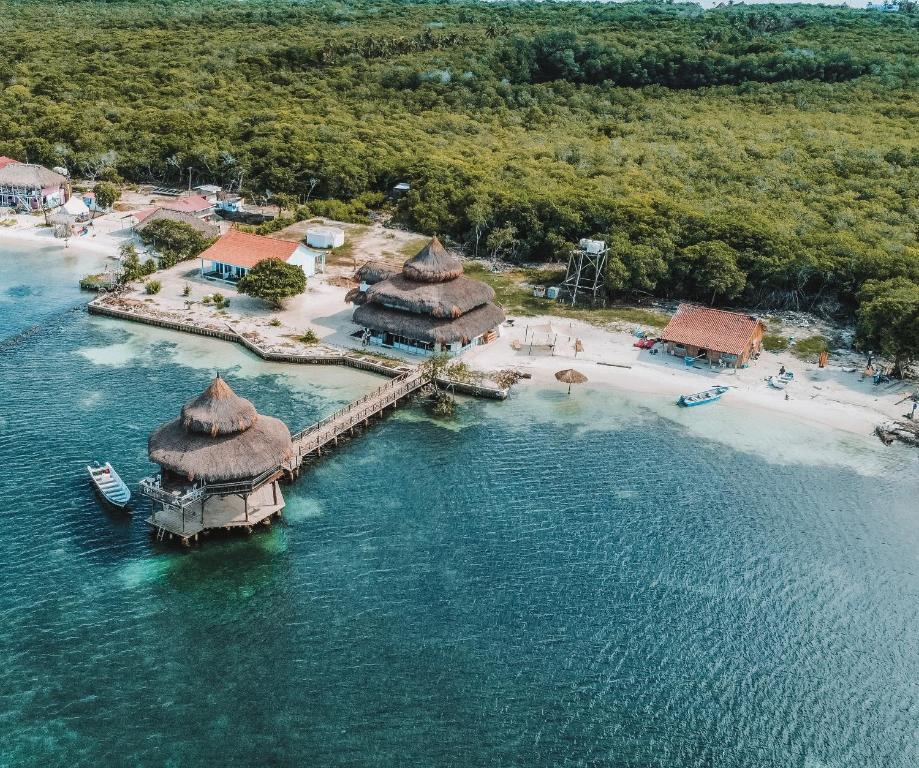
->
[[290, 370, 425, 461]]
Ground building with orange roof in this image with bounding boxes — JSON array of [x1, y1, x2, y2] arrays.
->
[[660, 303, 765, 369], [197, 229, 325, 283]]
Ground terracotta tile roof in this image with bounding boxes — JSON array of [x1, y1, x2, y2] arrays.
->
[[0, 156, 18, 170], [660, 304, 763, 356], [198, 229, 300, 269]]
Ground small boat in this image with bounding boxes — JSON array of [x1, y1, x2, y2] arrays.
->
[[87, 462, 131, 511], [677, 386, 730, 407], [768, 376, 786, 390], [779, 371, 794, 383]]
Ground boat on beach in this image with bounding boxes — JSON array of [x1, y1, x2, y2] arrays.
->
[[677, 386, 730, 407], [768, 376, 786, 390], [87, 461, 131, 511]]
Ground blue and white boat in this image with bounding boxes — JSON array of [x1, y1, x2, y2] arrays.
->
[[677, 386, 730, 407], [87, 461, 132, 511]]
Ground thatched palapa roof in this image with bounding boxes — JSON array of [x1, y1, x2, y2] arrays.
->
[[135, 207, 220, 239], [351, 236, 504, 345], [355, 261, 397, 285], [402, 236, 463, 283], [365, 274, 495, 319], [353, 301, 505, 345], [148, 375, 292, 483], [0, 162, 68, 189]]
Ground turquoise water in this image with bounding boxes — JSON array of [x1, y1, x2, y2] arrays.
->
[[1, 242, 918, 767]]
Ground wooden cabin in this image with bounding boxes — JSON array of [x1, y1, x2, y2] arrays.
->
[[660, 304, 765, 369]]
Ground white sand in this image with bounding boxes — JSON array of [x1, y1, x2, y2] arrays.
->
[[0, 211, 132, 260], [463, 314, 913, 439], [5, 213, 912, 443]]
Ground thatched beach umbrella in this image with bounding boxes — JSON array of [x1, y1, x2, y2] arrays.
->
[[148, 374, 293, 483], [555, 368, 587, 395]]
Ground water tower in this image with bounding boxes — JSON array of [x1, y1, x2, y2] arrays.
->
[[561, 238, 609, 306]]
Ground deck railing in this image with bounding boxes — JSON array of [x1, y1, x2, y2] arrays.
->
[[290, 371, 425, 458]]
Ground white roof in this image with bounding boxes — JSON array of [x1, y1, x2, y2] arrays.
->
[[195, 184, 222, 194], [62, 196, 89, 216], [307, 225, 344, 235]]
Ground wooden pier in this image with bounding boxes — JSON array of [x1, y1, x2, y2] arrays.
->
[[288, 369, 426, 473], [141, 371, 428, 544]]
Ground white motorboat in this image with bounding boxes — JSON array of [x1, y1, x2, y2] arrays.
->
[[767, 376, 786, 390], [87, 461, 132, 511]]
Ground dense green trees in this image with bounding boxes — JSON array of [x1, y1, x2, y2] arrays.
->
[[857, 278, 919, 375], [92, 182, 119, 211], [237, 258, 306, 308], [137, 221, 214, 269], [0, 0, 916, 352]]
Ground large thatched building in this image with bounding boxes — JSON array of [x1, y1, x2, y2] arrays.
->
[[351, 237, 504, 355], [142, 375, 293, 542]]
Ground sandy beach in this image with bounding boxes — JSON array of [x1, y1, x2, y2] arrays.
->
[[2, 215, 914, 443]]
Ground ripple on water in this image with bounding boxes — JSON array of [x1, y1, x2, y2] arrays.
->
[[1, 253, 919, 767]]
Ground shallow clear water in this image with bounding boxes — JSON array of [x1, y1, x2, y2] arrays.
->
[[1, 243, 918, 767]]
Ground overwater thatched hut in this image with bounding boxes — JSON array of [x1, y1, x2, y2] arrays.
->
[[142, 375, 293, 542], [352, 237, 504, 355]]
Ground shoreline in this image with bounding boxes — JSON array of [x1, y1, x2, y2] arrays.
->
[[2, 223, 913, 447]]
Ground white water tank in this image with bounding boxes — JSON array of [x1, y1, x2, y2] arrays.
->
[[579, 238, 606, 254], [306, 226, 345, 249]]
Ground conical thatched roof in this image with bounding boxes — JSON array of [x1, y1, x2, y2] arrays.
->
[[364, 274, 495, 319], [149, 376, 293, 483], [402, 237, 463, 283], [181, 375, 257, 436]]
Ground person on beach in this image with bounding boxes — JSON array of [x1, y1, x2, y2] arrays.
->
[[779, 365, 786, 376]]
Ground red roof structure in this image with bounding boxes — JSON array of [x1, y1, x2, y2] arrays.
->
[[197, 229, 300, 269], [0, 156, 18, 170], [660, 304, 763, 356]]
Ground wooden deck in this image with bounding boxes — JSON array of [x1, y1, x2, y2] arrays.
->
[[146, 481, 285, 544]]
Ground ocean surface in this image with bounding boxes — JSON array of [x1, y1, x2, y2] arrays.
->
[[1, 241, 917, 768]]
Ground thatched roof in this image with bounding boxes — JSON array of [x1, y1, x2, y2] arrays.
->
[[355, 261, 397, 285], [181, 375, 257, 436], [148, 376, 293, 483], [149, 417, 292, 483], [402, 237, 463, 283], [555, 369, 588, 384], [135, 207, 220, 239], [365, 274, 495, 319], [354, 301, 505, 345], [0, 163, 68, 189]]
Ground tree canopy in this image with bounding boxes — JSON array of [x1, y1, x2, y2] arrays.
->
[[137, 220, 214, 268], [1, 0, 916, 340], [236, 258, 307, 308]]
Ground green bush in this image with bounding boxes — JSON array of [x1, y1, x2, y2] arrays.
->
[[298, 328, 320, 344], [182, 284, 191, 297], [762, 334, 790, 352], [145, 280, 162, 295], [792, 336, 829, 359]]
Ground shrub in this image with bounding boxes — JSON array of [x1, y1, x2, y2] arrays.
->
[[145, 280, 162, 295], [792, 335, 828, 359], [298, 328, 320, 344], [182, 284, 191, 297], [762, 334, 790, 352], [269, 318, 282, 327]]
